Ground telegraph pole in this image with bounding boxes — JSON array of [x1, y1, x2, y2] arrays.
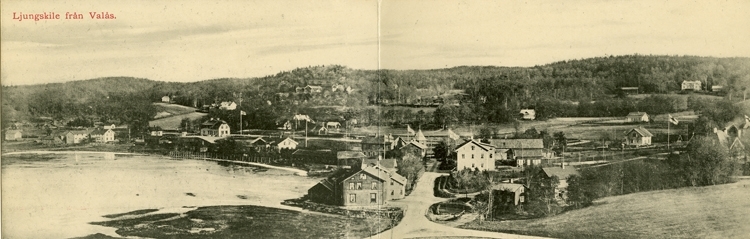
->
[[234, 92, 244, 135]]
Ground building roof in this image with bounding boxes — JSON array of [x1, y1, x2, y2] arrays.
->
[[542, 167, 579, 180], [5, 130, 22, 135], [403, 140, 428, 150], [272, 137, 298, 146], [455, 139, 494, 152], [415, 130, 426, 141], [492, 183, 526, 192], [626, 127, 653, 137], [361, 135, 393, 145], [361, 158, 397, 170], [488, 139, 544, 149], [306, 85, 323, 89], [180, 135, 222, 144], [66, 130, 90, 135], [337, 151, 366, 159], [627, 112, 648, 117], [201, 119, 228, 130], [90, 128, 112, 136], [292, 149, 336, 158]]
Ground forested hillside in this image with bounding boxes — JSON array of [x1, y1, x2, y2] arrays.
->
[[3, 55, 749, 132]]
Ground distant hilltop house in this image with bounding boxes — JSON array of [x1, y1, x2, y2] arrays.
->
[[619, 87, 639, 95], [307, 162, 407, 207], [519, 109, 536, 120], [626, 112, 649, 123], [681, 80, 702, 91], [219, 101, 237, 110], [624, 127, 653, 147], [200, 118, 230, 137], [455, 139, 497, 171], [103, 124, 117, 130], [711, 85, 724, 92], [305, 85, 324, 94], [90, 128, 116, 143], [4, 130, 22, 141], [326, 121, 342, 129], [161, 96, 171, 103]]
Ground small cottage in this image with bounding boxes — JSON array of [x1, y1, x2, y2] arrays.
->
[[626, 112, 649, 123], [4, 130, 22, 141], [624, 127, 653, 147]]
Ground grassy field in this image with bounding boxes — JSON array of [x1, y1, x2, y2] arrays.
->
[[149, 112, 207, 130], [460, 180, 750, 239], [153, 103, 200, 119], [87, 205, 395, 239]]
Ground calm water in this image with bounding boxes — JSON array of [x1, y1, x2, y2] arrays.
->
[[1, 152, 318, 238]]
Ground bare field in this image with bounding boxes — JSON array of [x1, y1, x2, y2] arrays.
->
[[148, 112, 207, 130], [460, 180, 750, 239], [152, 103, 200, 119]]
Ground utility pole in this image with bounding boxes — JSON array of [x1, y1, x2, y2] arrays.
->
[[234, 92, 244, 135]]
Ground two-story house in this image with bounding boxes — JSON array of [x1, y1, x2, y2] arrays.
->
[[681, 80, 702, 91], [623, 127, 652, 147], [308, 164, 406, 207], [90, 128, 116, 143], [455, 139, 496, 171], [200, 118, 230, 137]]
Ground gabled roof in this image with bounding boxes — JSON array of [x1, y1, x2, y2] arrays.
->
[[488, 139, 544, 149], [337, 151, 366, 159], [415, 130, 426, 141], [361, 135, 393, 145], [272, 137, 298, 146], [201, 119, 228, 129], [5, 130, 22, 134], [66, 130, 90, 135], [403, 140, 428, 150], [627, 112, 648, 117], [180, 135, 221, 144], [492, 183, 526, 192], [542, 167, 579, 180], [626, 127, 653, 137], [90, 128, 113, 136], [455, 139, 494, 152], [305, 85, 323, 89], [361, 158, 397, 170]]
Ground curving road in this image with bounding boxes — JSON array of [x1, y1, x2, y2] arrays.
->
[[369, 172, 550, 239]]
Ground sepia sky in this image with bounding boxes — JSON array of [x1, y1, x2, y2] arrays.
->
[[2, 0, 749, 85]]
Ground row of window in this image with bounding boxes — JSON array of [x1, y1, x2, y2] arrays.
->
[[461, 153, 493, 159], [349, 182, 378, 190], [349, 193, 378, 203]]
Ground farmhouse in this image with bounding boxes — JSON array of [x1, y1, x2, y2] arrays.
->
[[200, 118, 230, 137], [399, 140, 428, 158], [624, 127, 652, 147], [326, 121, 341, 129], [90, 128, 116, 143], [4, 130, 22, 141], [337, 151, 368, 168], [626, 112, 649, 123], [65, 130, 90, 144], [681, 80, 702, 91], [161, 96, 171, 103], [542, 166, 579, 200], [455, 139, 497, 171], [272, 137, 298, 152], [491, 183, 527, 206], [488, 139, 545, 167], [307, 164, 406, 207], [712, 117, 749, 159], [519, 109, 536, 120]]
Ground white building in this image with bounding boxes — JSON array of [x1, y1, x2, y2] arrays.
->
[[274, 137, 299, 151], [624, 127, 652, 147], [219, 101, 237, 110], [454, 139, 496, 171], [681, 80, 702, 91], [519, 109, 536, 120], [626, 112, 649, 123], [200, 118, 230, 137]]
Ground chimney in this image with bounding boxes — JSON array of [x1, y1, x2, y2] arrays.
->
[[378, 155, 382, 161], [510, 178, 514, 183]]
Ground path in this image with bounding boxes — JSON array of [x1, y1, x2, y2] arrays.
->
[[370, 172, 550, 239], [202, 158, 308, 176]]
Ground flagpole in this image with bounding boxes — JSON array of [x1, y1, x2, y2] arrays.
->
[[667, 118, 670, 151]]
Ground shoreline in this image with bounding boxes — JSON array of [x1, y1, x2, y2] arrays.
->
[[2, 149, 309, 176]]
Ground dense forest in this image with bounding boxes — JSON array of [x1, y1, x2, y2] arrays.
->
[[3, 55, 749, 133]]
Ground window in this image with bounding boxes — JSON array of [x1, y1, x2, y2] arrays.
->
[[481, 154, 484, 158], [370, 193, 377, 203], [371, 182, 377, 190], [360, 173, 366, 180], [356, 183, 362, 190], [481, 163, 484, 168], [390, 181, 394, 186], [471, 146, 475, 150], [471, 154, 474, 159], [462, 154, 465, 159], [349, 194, 356, 203], [349, 182, 354, 190], [472, 163, 475, 167], [490, 154, 493, 158], [400, 189, 403, 195]]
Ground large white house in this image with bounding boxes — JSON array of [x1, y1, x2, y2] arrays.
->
[[454, 139, 496, 171], [200, 118, 230, 137], [90, 128, 116, 143], [681, 80, 702, 91], [626, 112, 649, 123]]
